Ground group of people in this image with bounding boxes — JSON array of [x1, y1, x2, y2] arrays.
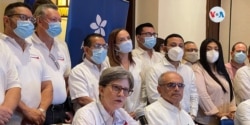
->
[[1, 1, 250, 125]]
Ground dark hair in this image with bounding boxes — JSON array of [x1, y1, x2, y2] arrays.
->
[[154, 37, 164, 52], [99, 66, 134, 90], [231, 42, 247, 52], [82, 33, 104, 48], [199, 38, 233, 101], [107, 28, 134, 66], [164, 33, 184, 46], [4, 2, 31, 16], [135, 23, 154, 35]]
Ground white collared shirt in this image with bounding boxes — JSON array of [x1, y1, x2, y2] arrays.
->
[[72, 101, 138, 125], [233, 65, 250, 105], [69, 58, 107, 111], [132, 47, 164, 66], [234, 99, 250, 125], [0, 33, 51, 124], [0, 33, 51, 108], [145, 97, 195, 125], [29, 33, 71, 104], [0, 40, 21, 104], [145, 58, 198, 116]]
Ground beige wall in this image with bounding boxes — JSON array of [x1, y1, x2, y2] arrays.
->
[[0, 0, 23, 32], [220, 0, 250, 62], [136, 0, 206, 48]]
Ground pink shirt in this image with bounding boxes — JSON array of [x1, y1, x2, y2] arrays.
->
[[192, 62, 236, 125], [225, 60, 245, 80]]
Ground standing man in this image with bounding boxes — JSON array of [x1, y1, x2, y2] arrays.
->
[[30, 4, 72, 124], [145, 71, 195, 125], [233, 45, 250, 105], [68, 33, 108, 112], [225, 42, 247, 80], [0, 41, 21, 125], [2, 2, 53, 125], [145, 33, 198, 119], [182, 41, 199, 66], [132, 22, 164, 66]]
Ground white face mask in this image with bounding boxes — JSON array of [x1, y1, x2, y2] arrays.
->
[[184, 51, 198, 63], [206, 50, 219, 63], [167, 46, 184, 61]]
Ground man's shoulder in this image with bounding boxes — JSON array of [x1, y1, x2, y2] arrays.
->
[[236, 65, 250, 74]]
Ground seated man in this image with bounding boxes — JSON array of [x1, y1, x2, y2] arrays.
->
[[145, 71, 195, 125], [68, 33, 108, 111]]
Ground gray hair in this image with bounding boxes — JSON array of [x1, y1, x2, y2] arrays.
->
[[33, 4, 58, 17], [99, 66, 134, 90], [158, 71, 183, 85]]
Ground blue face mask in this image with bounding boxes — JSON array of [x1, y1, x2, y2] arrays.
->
[[91, 48, 107, 64], [144, 36, 156, 49], [14, 20, 34, 39], [234, 51, 246, 64], [117, 40, 133, 53], [46, 22, 62, 38]]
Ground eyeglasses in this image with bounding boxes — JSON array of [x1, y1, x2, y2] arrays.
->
[[49, 54, 60, 70], [93, 43, 108, 49], [140, 32, 158, 38], [109, 84, 133, 97], [185, 48, 198, 52], [7, 14, 36, 24], [159, 82, 185, 89]]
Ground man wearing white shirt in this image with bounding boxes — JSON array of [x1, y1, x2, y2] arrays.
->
[[233, 45, 250, 105], [145, 33, 198, 119], [2, 2, 53, 125], [30, 4, 72, 124], [234, 99, 250, 125], [132, 23, 164, 66], [145, 71, 195, 125], [69, 33, 108, 112], [0, 41, 21, 124]]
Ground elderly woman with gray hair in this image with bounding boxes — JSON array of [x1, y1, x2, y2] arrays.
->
[[72, 66, 138, 125]]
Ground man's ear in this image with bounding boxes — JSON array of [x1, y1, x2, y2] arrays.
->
[[163, 46, 167, 52], [99, 86, 104, 97], [3, 16, 10, 25], [157, 86, 161, 94]]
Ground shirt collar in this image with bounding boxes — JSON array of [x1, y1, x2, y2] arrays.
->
[[0, 33, 32, 48], [31, 33, 58, 47], [162, 57, 182, 67], [230, 59, 245, 69], [83, 57, 106, 70], [158, 97, 181, 112], [96, 101, 126, 125]]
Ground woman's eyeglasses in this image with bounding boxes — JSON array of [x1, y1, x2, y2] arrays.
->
[[109, 84, 133, 97]]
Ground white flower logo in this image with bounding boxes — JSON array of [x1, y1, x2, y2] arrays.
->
[[90, 14, 107, 36]]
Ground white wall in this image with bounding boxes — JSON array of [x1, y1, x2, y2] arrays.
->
[[136, 0, 206, 48]]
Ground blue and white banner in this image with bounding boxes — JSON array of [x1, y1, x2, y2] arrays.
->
[[65, 0, 130, 67]]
